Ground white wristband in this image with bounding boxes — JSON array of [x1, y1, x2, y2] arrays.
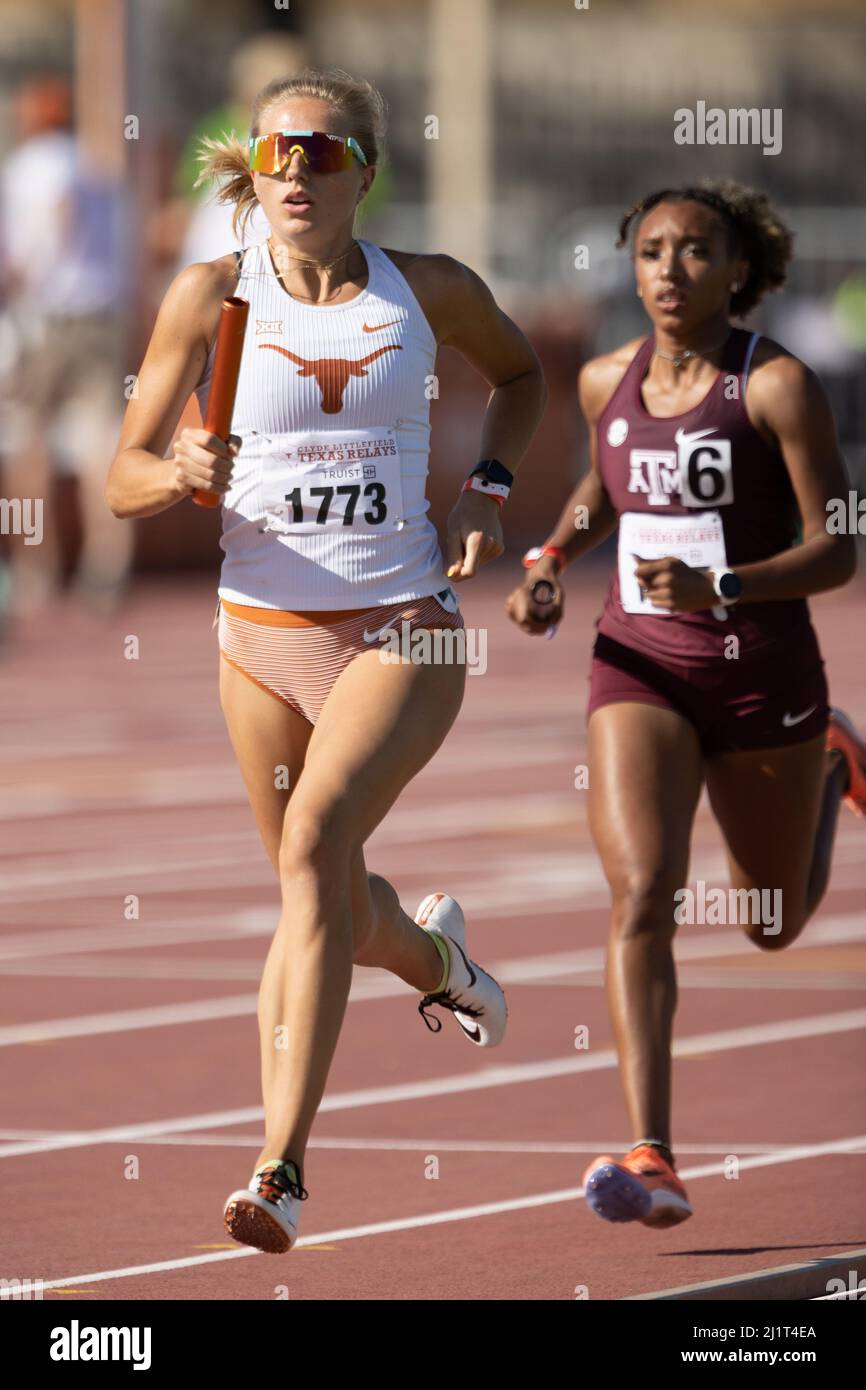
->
[[463, 475, 510, 501]]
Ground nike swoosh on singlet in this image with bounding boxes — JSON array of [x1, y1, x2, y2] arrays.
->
[[782, 706, 818, 727], [362, 319, 402, 332], [674, 426, 719, 448]]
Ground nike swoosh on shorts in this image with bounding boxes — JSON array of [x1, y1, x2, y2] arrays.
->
[[363, 624, 397, 642], [782, 705, 818, 727]]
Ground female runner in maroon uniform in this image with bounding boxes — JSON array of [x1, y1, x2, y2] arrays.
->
[[508, 181, 865, 1227]]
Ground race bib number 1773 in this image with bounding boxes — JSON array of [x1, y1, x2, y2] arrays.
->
[[259, 427, 404, 535]]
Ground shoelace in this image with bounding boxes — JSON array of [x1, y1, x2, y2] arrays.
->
[[417, 986, 484, 1034], [255, 1160, 309, 1203]]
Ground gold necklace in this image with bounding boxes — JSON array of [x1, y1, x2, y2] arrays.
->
[[268, 237, 358, 271], [268, 238, 361, 304]]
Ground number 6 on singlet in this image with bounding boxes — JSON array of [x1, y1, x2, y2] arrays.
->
[[676, 429, 734, 508]]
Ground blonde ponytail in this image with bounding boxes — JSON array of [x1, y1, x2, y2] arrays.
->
[[192, 131, 258, 242]]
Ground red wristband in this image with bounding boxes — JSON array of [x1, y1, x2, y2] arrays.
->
[[522, 544, 566, 571]]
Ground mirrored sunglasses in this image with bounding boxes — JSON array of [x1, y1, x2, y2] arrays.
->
[[248, 130, 368, 175]]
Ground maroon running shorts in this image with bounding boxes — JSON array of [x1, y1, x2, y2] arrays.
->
[[587, 628, 829, 755]]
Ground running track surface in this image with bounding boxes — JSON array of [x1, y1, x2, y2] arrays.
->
[[1, 568, 864, 1301]]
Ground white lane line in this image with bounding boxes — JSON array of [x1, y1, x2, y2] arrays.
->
[[33, 1134, 866, 1292], [0, 1107, 265, 1160], [0, 753, 574, 827], [2, 1007, 865, 1160], [3, 831, 861, 910], [0, 994, 263, 1047], [0, 737, 575, 822], [2, 912, 863, 1046], [19, 802, 864, 909], [9, 957, 863, 990], [2, 1130, 859, 1158], [0, 794, 581, 893], [0, 885, 599, 960], [0, 851, 605, 914], [4, 879, 857, 966], [0, 910, 279, 962]]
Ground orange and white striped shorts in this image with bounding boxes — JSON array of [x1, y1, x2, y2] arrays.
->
[[216, 593, 465, 725]]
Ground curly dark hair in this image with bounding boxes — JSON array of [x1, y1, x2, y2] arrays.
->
[[616, 179, 794, 318]]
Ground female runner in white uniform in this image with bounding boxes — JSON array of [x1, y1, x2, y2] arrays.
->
[[106, 69, 547, 1253]]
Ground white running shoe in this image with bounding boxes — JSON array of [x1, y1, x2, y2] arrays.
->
[[223, 1158, 307, 1254], [414, 892, 508, 1048]]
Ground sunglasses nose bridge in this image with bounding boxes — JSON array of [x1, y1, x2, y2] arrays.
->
[[275, 143, 310, 176]]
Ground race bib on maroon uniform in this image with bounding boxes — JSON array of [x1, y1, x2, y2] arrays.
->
[[618, 510, 728, 616], [259, 427, 404, 535]]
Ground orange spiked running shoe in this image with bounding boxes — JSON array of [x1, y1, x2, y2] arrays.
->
[[826, 709, 866, 818], [582, 1143, 692, 1228]]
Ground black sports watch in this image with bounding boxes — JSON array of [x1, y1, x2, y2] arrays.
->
[[709, 568, 742, 605]]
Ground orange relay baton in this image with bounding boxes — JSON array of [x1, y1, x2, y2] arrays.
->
[[191, 295, 250, 508]]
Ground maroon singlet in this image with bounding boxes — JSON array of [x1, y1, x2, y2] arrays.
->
[[595, 328, 811, 665]]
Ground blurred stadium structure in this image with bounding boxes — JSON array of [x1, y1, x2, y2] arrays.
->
[[0, 0, 864, 592]]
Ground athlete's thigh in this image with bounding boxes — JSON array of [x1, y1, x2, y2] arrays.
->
[[286, 646, 467, 851], [587, 702, 704, 903], [703, 733, 826, 918], [219, 652, 314, 873]]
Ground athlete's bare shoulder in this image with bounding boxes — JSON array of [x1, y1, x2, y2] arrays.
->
[[746, 332, 795, 374], [375, 248, 490, 343], [157, 253, 242, 351], [744, 333, 829, 438], [377, 247, 457, 284], [746, 333, 806, 389], [746, 333, 825, 412], [578, 338, 646, 423], [378, 246, 425, 275], [170, 252, 240, 301]]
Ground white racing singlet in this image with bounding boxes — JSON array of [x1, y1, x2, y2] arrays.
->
[[194, 237, 459, 612]]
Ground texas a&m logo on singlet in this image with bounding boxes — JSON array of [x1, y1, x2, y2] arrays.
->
[[627, 427, 734, 508]]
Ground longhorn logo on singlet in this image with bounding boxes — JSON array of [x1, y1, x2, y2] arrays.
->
[[258, 343, 403, 413], [626, 427, 734, 508]]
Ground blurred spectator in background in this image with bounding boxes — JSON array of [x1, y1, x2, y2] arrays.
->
[[0, 73, 132, 625]]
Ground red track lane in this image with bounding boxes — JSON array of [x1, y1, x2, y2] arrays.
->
[[1, 569, 864, 1300]]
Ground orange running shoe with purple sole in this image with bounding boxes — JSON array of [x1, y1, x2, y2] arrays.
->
[[582, 1144, 692, 1228]]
